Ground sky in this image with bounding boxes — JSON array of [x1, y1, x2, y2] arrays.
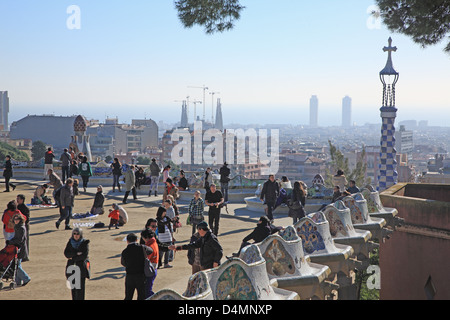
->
[[0, 0, 449, 127]]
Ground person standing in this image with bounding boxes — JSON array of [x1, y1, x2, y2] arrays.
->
[[188, 190, 205, 235], [205, 184, 224, 236], [288, 181, 306, 224], [122, 165, 137, 204], [149, 158, 161, 197], [170, 221, 223, 271], [8, 214, 30, 287], [60, 148, 72, 184], [162, 165, 171, 184], [78, 156, 93, 193], [219, 162, 231, 203], [204, 167, 213, 193], [259, 174, 279, 222], [16, 194, 30, 260], [121, 233, 153, 300], [141, 229, 159, 299], [43, 147, 55, 180], [110, 158, 122, 193], [56, 178, 75, 230], [3, 155, 16, 192], [64, 227, 90, 300], [156, 206, 173, 269]]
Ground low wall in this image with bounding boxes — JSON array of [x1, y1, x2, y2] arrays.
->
[[379, 183, 450, 300]]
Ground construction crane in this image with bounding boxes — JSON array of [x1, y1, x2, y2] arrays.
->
[[188, 85, 208, 121]]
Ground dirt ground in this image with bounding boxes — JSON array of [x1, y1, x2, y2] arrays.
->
[[0, 179, 290, 300]]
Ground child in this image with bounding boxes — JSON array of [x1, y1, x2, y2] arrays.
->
[[108, 205, 120, 230]]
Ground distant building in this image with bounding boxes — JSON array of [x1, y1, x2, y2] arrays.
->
[[215, 98, 224, 132], [0, 91, 9, 131], [309, 95, 318, 127], [394, 125, 414, 161], [10, 114, 78, 149], [342, 96, 352, 127]]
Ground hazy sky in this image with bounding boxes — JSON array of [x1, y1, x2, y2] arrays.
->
[[1, 1, 449, 127]]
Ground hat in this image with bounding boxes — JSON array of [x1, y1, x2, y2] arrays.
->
[[197, 221, 209, 230]]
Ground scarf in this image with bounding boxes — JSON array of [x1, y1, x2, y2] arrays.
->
[[70, 237, 84, 249]]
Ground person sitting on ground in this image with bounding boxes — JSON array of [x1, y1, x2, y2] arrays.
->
[[346, 180, 360, 194], [32, 184, 51, 205], [90, 185, 105, 215]]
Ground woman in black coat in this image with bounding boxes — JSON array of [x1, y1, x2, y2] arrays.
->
[[288, 181, 306, 224], [3, 155, 16, 192], [64, 227, 90, 300]]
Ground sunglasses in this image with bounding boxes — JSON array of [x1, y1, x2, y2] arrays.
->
[[73, 233, 80, 235]]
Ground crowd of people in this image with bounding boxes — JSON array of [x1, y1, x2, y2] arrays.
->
[[1, 148, 365, 300]]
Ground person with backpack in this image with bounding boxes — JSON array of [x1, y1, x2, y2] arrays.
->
[[78, 156, 93, 193]]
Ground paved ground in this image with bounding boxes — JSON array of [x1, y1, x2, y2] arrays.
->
[[0, 177, 293, 300]]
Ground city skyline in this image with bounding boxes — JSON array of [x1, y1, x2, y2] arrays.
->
[[1, 1, 449, 127]]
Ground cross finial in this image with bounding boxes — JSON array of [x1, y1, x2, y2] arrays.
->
[[383, 37, 397, 54], [380, 37, 398, 76]]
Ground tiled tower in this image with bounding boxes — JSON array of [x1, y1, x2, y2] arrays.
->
[[378, 38, 399, 191]]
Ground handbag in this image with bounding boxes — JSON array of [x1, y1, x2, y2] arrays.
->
[[142, 246, 156, 278]]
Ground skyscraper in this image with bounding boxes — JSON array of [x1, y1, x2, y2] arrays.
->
[[309, 95, 318, 127], [0, 91, 9, 131], [215, 98, 223, 132], [342, 96, 352, 127], [180, 101, 188, 128]]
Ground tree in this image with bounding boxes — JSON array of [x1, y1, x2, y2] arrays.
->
[[174, 0, 245, 34], [31, 141, 47, 161], [325, 140, 371, 188], [0, 142, 30, 162], [374, 0, 450, 54]]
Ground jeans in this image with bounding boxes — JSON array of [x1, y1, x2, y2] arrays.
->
[[208, 208, 221, 236], [113, 174, 121, 190], [150, 176, 159, 195], [220, 182, 229, 203], [15, 259, 31, 285], [265, 201, 275, 221], [159, 242, 171, 266], [145, 267, 157, 299], [57, 206, 73, 227], [61, 166, 70, 183], [81, 175, 89, 190]]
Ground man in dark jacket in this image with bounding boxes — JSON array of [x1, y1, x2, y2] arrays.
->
[[56, 178, 74, 230], [44, 147, 55, 180], [229, 216, 283, 258], [259, 174, 279, 222], [60, 148, 72, 183], [219, 162, 231, 203], [121, 233, 153, 300], [171, 221, 223, 271]]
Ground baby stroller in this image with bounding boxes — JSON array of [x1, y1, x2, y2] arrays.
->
[[0, 244, 20, 290]]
